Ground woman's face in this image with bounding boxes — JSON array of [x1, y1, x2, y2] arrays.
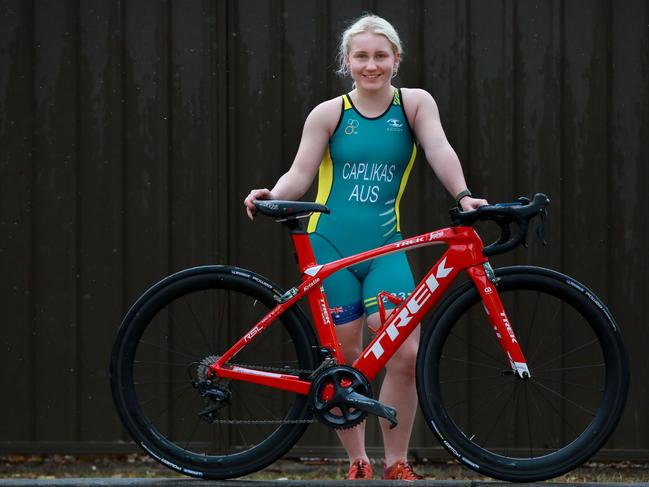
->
[[346, 32, 399, 91]]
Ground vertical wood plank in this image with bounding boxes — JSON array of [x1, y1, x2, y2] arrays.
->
[[561, 0, 608, 290], [281, 0, 339, 450], [123, 0, 170, 300], [468, 0, 515, 204], [608, 0, 649, 449], [414, 0, 470, 281], [77, 0, 125, 441], [32, 0, 79, 440], [0, 0, 34, 441], [228, 0, 282, 280], [169, 0, 213, 270], [213, 0, 230, 266], [513, 0, 562, 269]]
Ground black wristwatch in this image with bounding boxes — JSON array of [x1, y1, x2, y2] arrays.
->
[[455, 189, 472, 208]]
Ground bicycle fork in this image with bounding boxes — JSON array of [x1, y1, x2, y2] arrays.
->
[[466, 263, 531, 379]]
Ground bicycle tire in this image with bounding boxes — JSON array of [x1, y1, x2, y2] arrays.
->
[[416, 265, 629, 482], [110, 265, 320, 479]]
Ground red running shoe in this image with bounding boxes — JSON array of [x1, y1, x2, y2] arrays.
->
[[383, 459, 423, 481], [346, 459, 373, 480]]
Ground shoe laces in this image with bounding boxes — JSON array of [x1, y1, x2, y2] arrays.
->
[[383, 460, 423, 481], [347, 459, 373, 480]]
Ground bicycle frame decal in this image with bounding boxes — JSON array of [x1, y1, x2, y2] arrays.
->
[[212, 225, 531, 393], [356, 254, 461, 379], [466, 265, 531, 378]]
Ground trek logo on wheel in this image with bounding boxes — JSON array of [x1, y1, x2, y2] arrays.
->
[[364, 258, 453, 360]]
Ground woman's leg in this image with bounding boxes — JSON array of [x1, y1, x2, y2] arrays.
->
[[367, 312, 420, 467], [332, 316, 369, 463]]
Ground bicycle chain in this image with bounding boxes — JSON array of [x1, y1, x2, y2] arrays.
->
[[225, 361, 315, 375], [208, 418, 316, 424], [206, 362, 317, 425]]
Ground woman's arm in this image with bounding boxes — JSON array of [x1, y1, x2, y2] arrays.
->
[[244, 99, 339, 219], [404, 88, 487, 210]]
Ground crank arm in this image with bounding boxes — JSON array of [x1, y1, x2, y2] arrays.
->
[[344, 391, 399, 429]]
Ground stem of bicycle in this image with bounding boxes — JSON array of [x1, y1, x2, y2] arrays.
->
[[465, 264, 531, 379]]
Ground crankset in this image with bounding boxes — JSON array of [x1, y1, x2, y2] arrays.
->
[[309, 365, 398, 430]]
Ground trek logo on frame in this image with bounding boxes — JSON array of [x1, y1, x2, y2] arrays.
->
[[364, 258, 453, 360]]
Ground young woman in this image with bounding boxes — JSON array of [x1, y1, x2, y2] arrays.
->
[[244, 14, 487, 481]]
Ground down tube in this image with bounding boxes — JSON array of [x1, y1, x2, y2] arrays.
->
[[354, 250, 464, 381]]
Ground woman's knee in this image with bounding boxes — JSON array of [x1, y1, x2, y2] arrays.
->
[[335, 317, 365, 363], [385, 342, 418, 376]]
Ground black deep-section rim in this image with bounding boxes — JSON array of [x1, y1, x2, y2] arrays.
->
[[110, 269, 318, 479], [417, 267, 628, 482]]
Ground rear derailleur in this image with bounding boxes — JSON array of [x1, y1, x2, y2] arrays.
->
[[191, 354, 231, 423]]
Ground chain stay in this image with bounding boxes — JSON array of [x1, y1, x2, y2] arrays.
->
[[206, 361, 316, 424], [208, 418, 316, 424], [225, 361, 314, 375]]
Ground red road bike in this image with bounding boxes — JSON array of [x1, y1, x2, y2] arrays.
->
[[110, 193, 629, 481]]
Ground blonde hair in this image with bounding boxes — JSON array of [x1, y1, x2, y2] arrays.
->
[[336, 14, 403, 77]]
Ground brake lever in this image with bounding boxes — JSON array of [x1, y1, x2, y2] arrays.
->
[[535, 207, 548, 246], [520, 219, 529, 248], [495, 218, 511, 244]]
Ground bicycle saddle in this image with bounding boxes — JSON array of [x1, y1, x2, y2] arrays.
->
[[254, 200, 330, 219]]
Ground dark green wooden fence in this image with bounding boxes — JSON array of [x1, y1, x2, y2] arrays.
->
[[1, 0, 648, 458]]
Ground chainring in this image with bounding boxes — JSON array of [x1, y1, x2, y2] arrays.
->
[[309, 365, 372, 430]]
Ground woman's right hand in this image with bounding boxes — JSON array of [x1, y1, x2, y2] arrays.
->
[[244, 188, 273, 220]]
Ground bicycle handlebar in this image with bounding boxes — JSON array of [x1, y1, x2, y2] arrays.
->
[[449, 193, 550, 256]]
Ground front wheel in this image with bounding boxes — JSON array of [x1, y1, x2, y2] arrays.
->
[[416, 266, 629, 482], [110, 265, 320, 479]]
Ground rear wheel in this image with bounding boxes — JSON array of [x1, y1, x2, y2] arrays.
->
[[416, 266, 629, 482], [110, 266, 320, 479]]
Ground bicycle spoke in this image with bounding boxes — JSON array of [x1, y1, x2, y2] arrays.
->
[[143, 383, 195, 423], [531, 376, 604, 393], [213, 289, 227, 357], [473, 384, 517, 447], [533, 338, 601, 371], [447, 331, 508, 369], [135, 379, 193, 386], [445, 381, 509, 417], [182, 415, 202, 451], [522, 291, 541, 358], [439, 354, 507, 372], [133, 360, 190, 367], [180, 295, 215, 355], [439, 373, 511, 385], [527, 380, 583, 440], [139, 339, 196, 360], [528, 304, 562, 365], [523, 384, 533, 458], [531, 378, 597, 417], [526, 381, 563, 449]]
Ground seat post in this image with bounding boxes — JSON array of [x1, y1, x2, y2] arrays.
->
[[283, 219, 318, 274]]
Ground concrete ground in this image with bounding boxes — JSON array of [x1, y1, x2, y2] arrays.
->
[[2, 479, 649, 486], [2, 455, 649, 486]]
